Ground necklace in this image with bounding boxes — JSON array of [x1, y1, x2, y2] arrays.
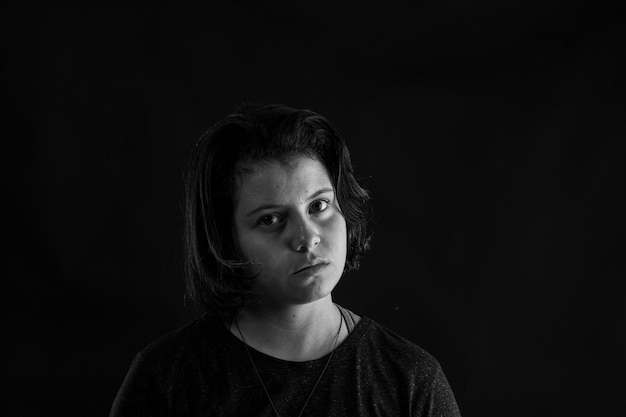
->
[[234, 305, 344, 417]]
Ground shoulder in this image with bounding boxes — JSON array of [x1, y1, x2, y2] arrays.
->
[[355, 316, 443, 382], [350, 317, 462, 415], [110, 315, 227, 415], [116, 315, 227, 397], [135, 313, 223, 366]]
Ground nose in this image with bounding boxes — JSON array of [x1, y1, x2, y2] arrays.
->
[[290, 216, 321, 252]]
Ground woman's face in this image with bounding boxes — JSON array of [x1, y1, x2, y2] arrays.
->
[[233, 156, 347, 306]]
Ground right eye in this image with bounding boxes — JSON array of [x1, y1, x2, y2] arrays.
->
[[257, 214, 282, 227]]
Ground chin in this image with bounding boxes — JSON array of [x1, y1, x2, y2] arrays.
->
[[292, 279, 339, 305], [257, 270, 342, 306]]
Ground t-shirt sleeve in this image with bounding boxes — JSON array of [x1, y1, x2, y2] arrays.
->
[[421, 365, 462, 417], [109, 353, 166, 417]]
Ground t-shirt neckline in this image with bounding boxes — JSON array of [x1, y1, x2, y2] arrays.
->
[[204, 307, 371, 366]]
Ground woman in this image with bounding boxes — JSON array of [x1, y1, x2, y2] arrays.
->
[[110, 103, 462, 416]]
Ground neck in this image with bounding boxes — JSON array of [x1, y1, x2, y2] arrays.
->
[[232, 295, 344, 362]]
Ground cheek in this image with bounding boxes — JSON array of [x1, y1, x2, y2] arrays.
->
[[236, 237, 272, 278], [238, 235, 264, 261], [328, 214, 348, 250], [238, 233, 283, 268], [340, 219, 348, 246], [233, 225, 260, 262]]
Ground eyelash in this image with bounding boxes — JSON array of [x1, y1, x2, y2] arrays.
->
[[256, 199, 331, 228], [310, 199, 329, 213]]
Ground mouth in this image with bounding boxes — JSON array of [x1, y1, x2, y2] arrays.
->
[[293, 261, 330, 276]]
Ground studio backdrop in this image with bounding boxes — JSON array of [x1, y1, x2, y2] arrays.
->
[[4, 4, 625, 416]]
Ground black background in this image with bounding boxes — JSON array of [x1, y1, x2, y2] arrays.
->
[[3, 3, 626, 416]]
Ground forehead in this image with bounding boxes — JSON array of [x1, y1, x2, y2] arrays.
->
[[234, 157, 333, 210]]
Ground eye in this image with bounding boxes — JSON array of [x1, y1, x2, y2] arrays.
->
[[310, 200, 329, 213], [257, 214, 282, 227]]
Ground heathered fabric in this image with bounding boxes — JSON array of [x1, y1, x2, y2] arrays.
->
[[110, 306, 461, 416]]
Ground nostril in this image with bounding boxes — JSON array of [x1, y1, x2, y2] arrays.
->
[[294, 232, 320, 252]]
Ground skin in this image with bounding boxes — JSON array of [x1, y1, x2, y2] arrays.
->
[[231, 156, 350, 361]]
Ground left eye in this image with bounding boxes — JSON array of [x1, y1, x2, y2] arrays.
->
[[310, 200, 329, 213]]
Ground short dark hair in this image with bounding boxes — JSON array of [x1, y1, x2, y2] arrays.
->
[[184, 103, 372, 316]]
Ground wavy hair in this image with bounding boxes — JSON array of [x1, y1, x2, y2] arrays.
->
[[184, 103, 372, 316]]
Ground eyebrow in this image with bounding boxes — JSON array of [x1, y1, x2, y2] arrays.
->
[[245, 187, 335, 218]]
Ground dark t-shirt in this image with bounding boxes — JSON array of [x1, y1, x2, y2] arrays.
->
[[110, 307, 461, 416]]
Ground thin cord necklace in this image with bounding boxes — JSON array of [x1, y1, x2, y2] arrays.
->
[[234, 306, 343, 417]]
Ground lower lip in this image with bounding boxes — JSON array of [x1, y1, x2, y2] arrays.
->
[[294, 263, 328, 277]]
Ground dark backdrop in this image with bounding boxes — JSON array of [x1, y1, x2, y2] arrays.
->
[[3, 3, 625, 417]]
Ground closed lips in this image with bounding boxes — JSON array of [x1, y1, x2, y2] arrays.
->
[[294, 262, 329, 275]]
